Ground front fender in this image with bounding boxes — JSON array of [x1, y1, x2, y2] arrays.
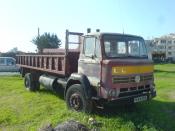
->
[[65, 73, 92, 99]]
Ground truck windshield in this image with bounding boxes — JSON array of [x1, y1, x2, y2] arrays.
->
[[103, 35, 148, 58]]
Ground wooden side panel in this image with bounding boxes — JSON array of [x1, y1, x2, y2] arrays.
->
[[16, 54, 67, 76]]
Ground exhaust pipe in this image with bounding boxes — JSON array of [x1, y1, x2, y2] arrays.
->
[[87, 28, 91, 33], [96, 29, 100, 32]]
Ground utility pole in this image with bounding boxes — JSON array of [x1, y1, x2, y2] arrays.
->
[[38, 27, 40, 37]]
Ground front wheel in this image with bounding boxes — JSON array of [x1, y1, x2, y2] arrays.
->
[[65, 84, 93, 113]]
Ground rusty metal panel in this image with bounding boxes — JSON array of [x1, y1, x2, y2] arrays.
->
[[54, 58, 58, 71], [20, 56, 22, 64], [49, 57, 52, 70], [16, 64, 65, 75], [24, 56, 26, 65], [61, 58, 64, 72], [39, 57, 41, 68], [44, 57, 47, 69], [33, 57, 35, 67], [18, 56, 20, 64], [16, 50, 79, 76], [16, 30, 84, 76], [35, 57, 37, 67], [31, 56, 34, 66], [21, 56, 23, 65], [28, 56, 30, 66]]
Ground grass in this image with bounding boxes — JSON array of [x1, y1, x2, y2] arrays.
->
[[0, 64, 175, 131]]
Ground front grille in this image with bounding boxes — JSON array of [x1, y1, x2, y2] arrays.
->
[[143, 75, 153, 81], [119, 84, 150, 97], [112, 74, 153, 84], [112, 77, 130, 83]]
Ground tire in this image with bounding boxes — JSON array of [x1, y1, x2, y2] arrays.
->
[[66, 84, 93, 113], [24, 73, 40, 91]]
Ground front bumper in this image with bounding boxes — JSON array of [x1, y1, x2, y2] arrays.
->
[[94, 90, 156, 106]]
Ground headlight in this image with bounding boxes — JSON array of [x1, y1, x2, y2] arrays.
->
[[135, 75, 140, 83], [108, 89, 119, 97], [108, 89, 116, 97]]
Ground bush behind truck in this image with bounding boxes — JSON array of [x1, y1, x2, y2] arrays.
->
[[17, 29, 156, 113]]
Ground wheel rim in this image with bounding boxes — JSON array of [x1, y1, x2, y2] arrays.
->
[[69, 93, 83, 111]]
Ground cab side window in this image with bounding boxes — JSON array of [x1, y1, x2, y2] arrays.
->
[[95, 39, 101, 58], [84, 37, 95, 57]]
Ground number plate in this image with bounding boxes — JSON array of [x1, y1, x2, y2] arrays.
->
[[134, 96, 147, 103]]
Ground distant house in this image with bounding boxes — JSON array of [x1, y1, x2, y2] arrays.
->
[[145, 40, 154, 60], [145, 33, 175, 62]]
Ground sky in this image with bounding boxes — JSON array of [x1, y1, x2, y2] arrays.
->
[[0, 0, 175, 52]]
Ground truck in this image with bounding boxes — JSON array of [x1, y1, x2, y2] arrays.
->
[[16, 29, 156, 112]]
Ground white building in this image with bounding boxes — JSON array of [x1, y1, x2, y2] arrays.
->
[[146, 33, 175, 61]]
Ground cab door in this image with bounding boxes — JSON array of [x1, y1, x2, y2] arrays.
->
[[78, 36, 101, 87]]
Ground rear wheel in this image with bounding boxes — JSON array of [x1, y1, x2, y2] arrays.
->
[[24, 73, 40, 91], [66, 84, 93, 113]]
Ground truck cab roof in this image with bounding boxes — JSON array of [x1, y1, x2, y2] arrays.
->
[[85, 32, 143, 39]]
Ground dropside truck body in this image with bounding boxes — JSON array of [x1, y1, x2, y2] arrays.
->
[[17, 30, 156, 112]]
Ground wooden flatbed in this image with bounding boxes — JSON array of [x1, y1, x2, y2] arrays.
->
[[16, 30, 83, 76]]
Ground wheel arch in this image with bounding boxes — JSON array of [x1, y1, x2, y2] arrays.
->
[[65, 73, 92, 99]]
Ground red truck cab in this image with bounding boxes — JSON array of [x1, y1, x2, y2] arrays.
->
[[78, 31, 156, 106]]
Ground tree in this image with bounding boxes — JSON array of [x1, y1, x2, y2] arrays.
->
[[32, 33, 61, 53], [1, 47, 23, 58], [9, 47, 18, 53]]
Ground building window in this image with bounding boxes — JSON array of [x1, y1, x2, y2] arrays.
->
[[168, 52, 172, 55], [158, 45, 165, 49], [161, 40, 166, 43], [168, 46, 172, 49], [168, 41, 172, 44]]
